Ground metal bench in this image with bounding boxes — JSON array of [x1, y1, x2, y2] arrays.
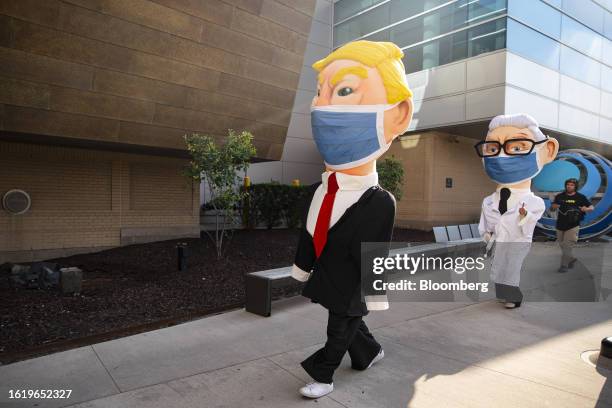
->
[[433, 224, 481, 243]]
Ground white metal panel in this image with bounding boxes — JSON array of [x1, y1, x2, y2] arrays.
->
[[604, 38, 612, 68], [297, 64, 318, 92], [506, 52, 560, 100], [558, 104, 600, 140], [247, 161, 283, 183], [601, 91, 612, 119], [313, 0, 332, 25], [281, 137, 321, 164], [405, 70, 429, 102], [292, 89, 316, 115], [286, 112, 313, 141], [560, 75, 601, 114], [466, 51, 506, 90], [281, 161, 324, 185], [302, 41, 330, 67], [599, 117, 612, 144], [505, 86, 559, 129], [411, 94, 465, 129], [414, 63, 467, 100], [309, 19, 332, 48], [466, 86, 505, 120]]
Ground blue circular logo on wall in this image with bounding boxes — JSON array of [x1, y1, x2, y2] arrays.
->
[[533, 149, 612, 240]]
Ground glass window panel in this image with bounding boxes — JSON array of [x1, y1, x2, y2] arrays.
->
[[468, 0, 507, 22], [602, 64, 612, 92], [402, 30, 470, 73], [468, 18, 507, 57], [560, 45, 601, 87], [604, 38, 612, 66], [389, 0, 448, 22], [508, 0, 561, 39], [605, 11, 612, 40], [545, 0, 562, 7], [562, 0, 605, 34], [333, 3, 391, 47], [561, 15, 603, 60], [335, 0, 508, 49], [363, 29, 391, 42], [387, 2, 469, 48], [507, 19, 560, 70], [402, 44, 425, 73], [334, 0, 388, 24]]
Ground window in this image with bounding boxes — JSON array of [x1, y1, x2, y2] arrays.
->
[[389, 0, 449, 22], [506, 19, 560, 70], [468, 18, 507, 57], [560, 45, 601, 87], [334, 0, 507, 48], [561, 0, 605, 34], [334, 2, 390, 47], [604, 10, 612, 40], [508, 0, 561, 39], [561, 15, 603, 60], [334, 0, 388, 24]]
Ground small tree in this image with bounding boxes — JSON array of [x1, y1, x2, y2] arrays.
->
[[183, 129, 256, 259], [378, 156, 404, 200]]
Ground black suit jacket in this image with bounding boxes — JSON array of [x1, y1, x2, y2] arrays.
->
[[294, 182, 396, 316]]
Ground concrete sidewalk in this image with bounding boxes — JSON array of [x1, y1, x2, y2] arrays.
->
[[1, 296, 611, 408]]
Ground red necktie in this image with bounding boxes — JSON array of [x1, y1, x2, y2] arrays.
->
[[313, 172, 339, 258]]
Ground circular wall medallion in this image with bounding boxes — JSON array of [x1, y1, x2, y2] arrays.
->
[[2, 189, 32, 215]]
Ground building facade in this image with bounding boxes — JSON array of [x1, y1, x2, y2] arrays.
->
[[0, 0, 317, 262], [329, 0, 612, 228], [2, 0, 610, 261]]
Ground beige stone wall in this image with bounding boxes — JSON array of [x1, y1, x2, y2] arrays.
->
[[0, 0, 316, 160], [383, 131, 496, 230], [0, 141, 199, 262]]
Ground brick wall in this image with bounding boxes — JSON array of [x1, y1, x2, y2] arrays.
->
[[384, 131, 496, 230], [0, 141, 199, 262]]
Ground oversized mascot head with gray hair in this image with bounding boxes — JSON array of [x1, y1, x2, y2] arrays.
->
[[475, 113, 559, 189]]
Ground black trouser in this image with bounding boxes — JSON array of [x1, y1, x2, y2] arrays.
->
[[495, 283, 523, 303], [301, 311, 381, 384]]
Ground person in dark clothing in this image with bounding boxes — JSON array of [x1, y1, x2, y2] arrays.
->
[[551, 178, 594, 272]]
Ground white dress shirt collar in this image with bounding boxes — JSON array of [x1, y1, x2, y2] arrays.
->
[[321, 171, 378, 191]]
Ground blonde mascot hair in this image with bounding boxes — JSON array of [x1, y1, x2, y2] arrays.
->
[[312, 40, 413, 104]]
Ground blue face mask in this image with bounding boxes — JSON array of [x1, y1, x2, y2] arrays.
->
[[483, 148, 544, 185], [311, 103, 398, 170]]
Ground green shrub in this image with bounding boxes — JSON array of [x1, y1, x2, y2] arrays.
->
[[245, 183, 310, 229], [378, 156, 404, 200]]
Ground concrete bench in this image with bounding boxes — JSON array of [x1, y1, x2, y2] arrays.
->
[[245, 266, 294, 317], [245, 239, 485, 317]]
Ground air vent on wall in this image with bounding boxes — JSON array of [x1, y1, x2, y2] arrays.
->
[[2, 189, 32, 215]]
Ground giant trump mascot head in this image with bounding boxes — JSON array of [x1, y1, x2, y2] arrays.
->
[[311, 40, 413, 176], [475, 113, 559, 190]]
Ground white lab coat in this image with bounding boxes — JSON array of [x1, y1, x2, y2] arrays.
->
[[479, 190, 545, 286]]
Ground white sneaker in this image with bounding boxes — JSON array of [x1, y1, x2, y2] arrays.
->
[[367, 349, 385, 369], [299, 382, 334, 398], [504, 302, 521, 309]]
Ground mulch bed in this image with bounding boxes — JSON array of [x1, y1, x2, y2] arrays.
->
[[0, 228, 433, 363]]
